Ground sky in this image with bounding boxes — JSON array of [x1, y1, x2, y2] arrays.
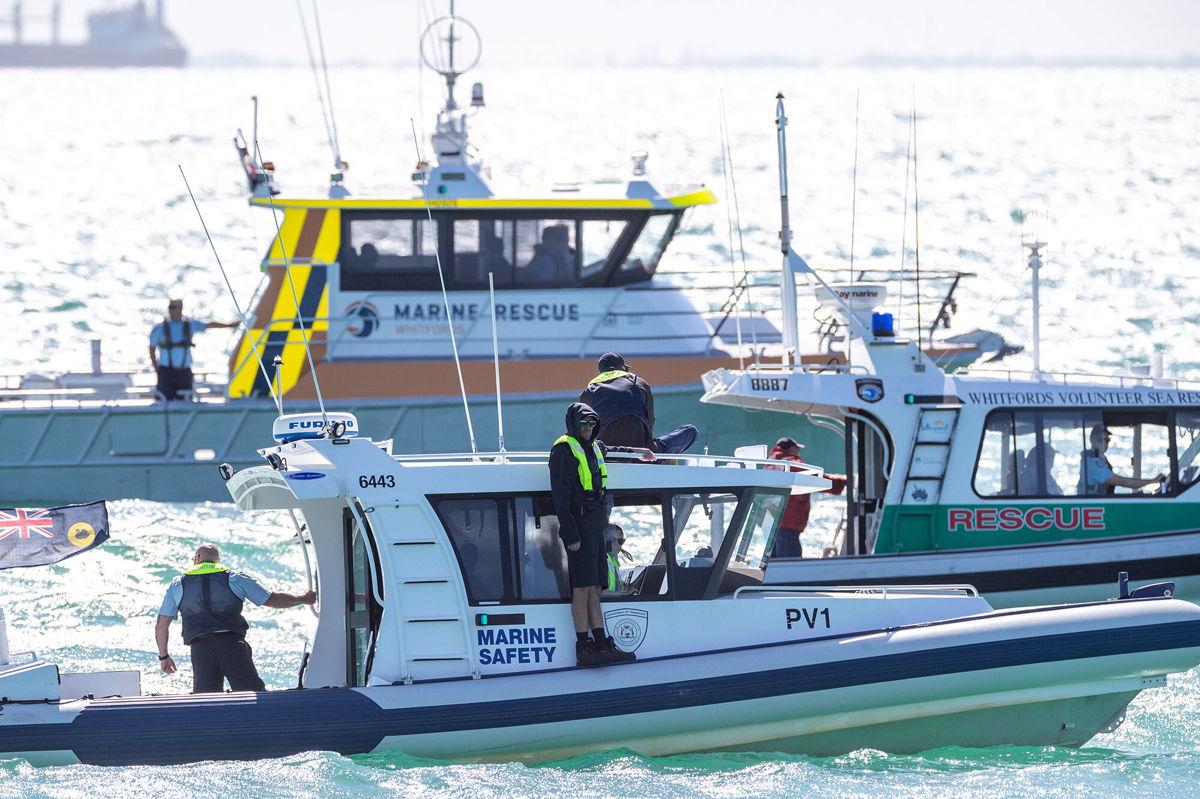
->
[[12, 0, 1200, 67]]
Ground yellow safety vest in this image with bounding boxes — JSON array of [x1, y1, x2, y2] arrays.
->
[[553, 434, 607, 492], [588, 369, 635, 386], [605, 553, 621, 591], [184, 562, 229, 576]]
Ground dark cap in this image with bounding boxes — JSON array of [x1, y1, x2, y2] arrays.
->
[[775, 436, 805, 451], [597, 352, 626, 372], [1089, 425, 1112, 439]]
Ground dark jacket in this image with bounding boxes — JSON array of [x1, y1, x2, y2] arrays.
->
[[579, 371, 656, 450], [549, 402, 639, 547]]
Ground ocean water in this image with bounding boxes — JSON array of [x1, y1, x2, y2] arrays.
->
[[4, 63, 1200, 794]]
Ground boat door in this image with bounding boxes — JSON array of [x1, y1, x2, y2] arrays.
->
[[344, 508, 383, 687], [843, 413, 891, 555]]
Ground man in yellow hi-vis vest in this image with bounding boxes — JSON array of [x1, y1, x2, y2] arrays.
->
[[549, 402, 652, 666]]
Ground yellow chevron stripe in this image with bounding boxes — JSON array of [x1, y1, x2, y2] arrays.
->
[[228, 208, 341, 398]]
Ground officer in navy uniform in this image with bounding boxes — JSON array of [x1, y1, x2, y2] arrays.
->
[[549, 403, 652, 666], [579, 352, 698, 454], [155, 544, 316, 693], [148, 299, 238, 401]]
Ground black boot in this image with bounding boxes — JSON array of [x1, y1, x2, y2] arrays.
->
[[576, 638, 614, 667], [597, 634, 636, 662]]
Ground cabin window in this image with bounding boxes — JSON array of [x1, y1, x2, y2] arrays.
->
[[1176, 410, 1200, 489], [341, 215, 438, 290], [435, 498, 513, 602], [975, 412, 1017, 496], [667, 492, 738, 599], [717, 488, 787, 594], [974, 408, 1177, 498], [622, 213, 676, 275], [453, 219, 515, 288], [580, 219, 626, 279], [513, 219, 577, 287], [514, 496, 569, 600]]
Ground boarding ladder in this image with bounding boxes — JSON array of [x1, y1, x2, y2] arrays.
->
[[894, 408, 960, 550], [371, 502, 479, 684]]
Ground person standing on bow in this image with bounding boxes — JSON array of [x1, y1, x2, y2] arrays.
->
[[549, 403, 651, 666], [579, 352, 698, 454], [767, 437, 846, 559], [155, 543, 316, 693], [148, 298, 238, 401]]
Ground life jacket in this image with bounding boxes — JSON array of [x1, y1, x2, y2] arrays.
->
[[605, 553, 621, 591], [582, 370, 650, 431], [179, 562, 250, 644], [159, 318, 194, 368], [553, 434, 607, 498]]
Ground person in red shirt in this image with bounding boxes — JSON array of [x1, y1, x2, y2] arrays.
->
[[768, 437, 846, 558]]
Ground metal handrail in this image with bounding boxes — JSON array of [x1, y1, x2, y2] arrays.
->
[[390, 449, 826, 476], [733, 584, 980, 599], [962, 367, 1200, 390]]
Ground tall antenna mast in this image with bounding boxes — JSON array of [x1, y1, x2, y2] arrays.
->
[[776, 93, 798, 366], [488, 272, 505, 452], [1023, 237, 1047, 374]]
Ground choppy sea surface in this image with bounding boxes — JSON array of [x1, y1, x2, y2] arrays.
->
[[4, 63, 1200, 795]]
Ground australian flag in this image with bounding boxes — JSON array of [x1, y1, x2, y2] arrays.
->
[[0, 501, 109, 570]]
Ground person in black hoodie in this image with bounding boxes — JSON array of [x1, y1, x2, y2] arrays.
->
[[549, 402, 653, 666]]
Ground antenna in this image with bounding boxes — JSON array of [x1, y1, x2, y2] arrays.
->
[[254, 135, 331, 429], [178, 166, 282, 415], [1021, 213, 1048, 374], [912, 86, 923, 351], [897, 98, 914, 332], [850, 89, 860, 282], [775, 93, 798, 366], [411, 117, 478, 453], [718, 91, 750, 371], [488, 272, 505, 452], [295, 0, 343, 173]]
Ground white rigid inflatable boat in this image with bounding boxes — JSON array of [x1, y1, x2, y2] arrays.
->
[[1, 411, 1198, 766]]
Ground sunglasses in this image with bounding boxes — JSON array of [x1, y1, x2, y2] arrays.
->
[[580, 420, 597, 427]]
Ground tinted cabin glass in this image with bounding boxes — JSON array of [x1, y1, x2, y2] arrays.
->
[[342, 216, 438, 290], [515, 496, 568, 600], [454, 219, 515, 289], [513, 219, 577, 287], [436, 498, 506, 601]]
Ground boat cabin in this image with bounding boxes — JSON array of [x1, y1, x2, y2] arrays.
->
[[702, 334, 1200, 559], [223, 415, 987, 687]]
